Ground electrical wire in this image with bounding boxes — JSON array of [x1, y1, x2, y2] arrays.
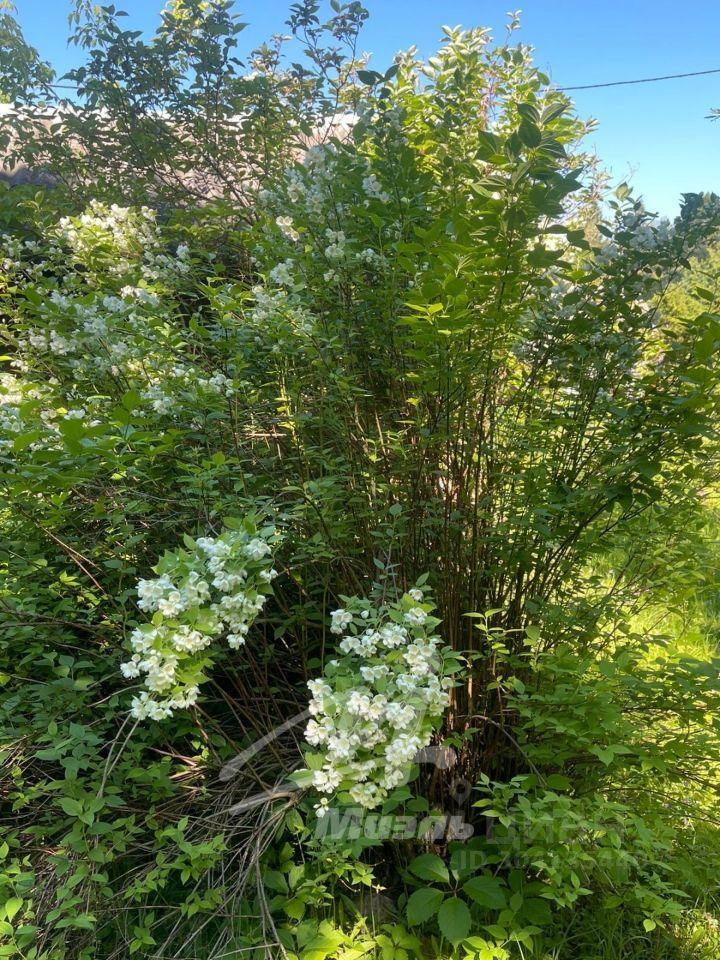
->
[[40, 65, 720, 95], [559, 67, 720, 91]]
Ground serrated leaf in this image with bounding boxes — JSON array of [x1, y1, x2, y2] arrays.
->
[[406, 887, 443, 925], [437, 897, 471, 942], [463, 875, 507, 910], [408, 853, 449, 884], [57, 797, 83, 817]]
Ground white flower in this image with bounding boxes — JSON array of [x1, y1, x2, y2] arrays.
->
[[404, 606, 427, 626], [379, 623, 408, 648], [276, 216, 299, 241], [245, 537, 271, 560], [131, 691, 172, 721], [348, 759, 376, 782], [269, 260, 295, 287], [385, 734, 422, 767], [172, 626, 211, 653], [385, 702, 417, 730], [330, 608, 353, 634], [367, 694, 387, 720], [396, 673, 419, 694], [157, 589, 186, 618], [346, 691, 371, 716], [327, 733, 356, 761], [305, 717, 333, 746], [168, 684, 200, 709], [120, 654, 142, 679], [357, 247, 380, 265], [383, 766, 407, 789], [308, 678, 332, 699], [123, 524, 275, 721], [184, 571, 211, 604], [404, 642, 434, 676], [136, 575, 173, 612], [286, 172, 306, 203], [142, 651, 178, 692], [312, 765, 342, 794], [408, 587, 424, 602], [362, 173, 390, 203], [315, 798, 330, 818], [303, 589, 448, 812], [324, 229, 346, 259], [129, 627, 155, 654], [339, 629, 379, 659], [349, 780, 386, 808], [360, 664, 390, 683]]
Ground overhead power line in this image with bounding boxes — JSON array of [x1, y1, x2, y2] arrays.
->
[[559, 67, 720, 91], [37, 65, 720, 95]]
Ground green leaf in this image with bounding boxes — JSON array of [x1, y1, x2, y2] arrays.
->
[[406, 887, 443, 925], [545, 774, 571, 790], [517, 102, 540, 123], [518, 121, 542, 148], [408, 853, 449, 884], [121, 387, 142, 410], [521, 897, 553, 926], [284, 898, 305, 920], [541, 101, 566, 124], [288, 769, 315, 788], [263, 869, 288, 894], [437, 897, 471, 942], [462, 875, 507, 910], [357, 69, 383, 85], [57, 797, 84, 817], [3, 898, 22, 922]]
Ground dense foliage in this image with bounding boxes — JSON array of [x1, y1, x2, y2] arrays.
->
[[1, 3, 720, 959]]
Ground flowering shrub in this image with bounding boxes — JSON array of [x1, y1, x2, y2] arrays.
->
[[122, 518, 278, 719], [294, 583, 453, 814], [2, 4, 720, 959]]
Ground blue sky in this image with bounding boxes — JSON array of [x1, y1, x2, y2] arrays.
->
[[14, 1, 720, 217]]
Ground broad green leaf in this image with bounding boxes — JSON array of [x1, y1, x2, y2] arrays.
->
[[408, 853, 449, 884], [437, 897, 471, 942], [463, 875, 507, 910], [406, 887, 443, 925], [3, 898, 22, 922]]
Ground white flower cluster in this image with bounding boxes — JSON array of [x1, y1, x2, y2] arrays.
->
[[56, 201, 191, 284], [0, 374, 65, 453], [140, 366, 235, 414], [269, 260, 296, 288], [362, 173, 390, 204], [239, 285, 318, 346], [275, 216, 299, 242], [122, 521, 278, 720], [8, 202, 228, 431], [0, 233, 62, 282], [297, 585, 451, 815], [323, 229, 346, 260], [58, 201, 161, 277], [0, 374, 28, 450], [256, 144, 397, 299]]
